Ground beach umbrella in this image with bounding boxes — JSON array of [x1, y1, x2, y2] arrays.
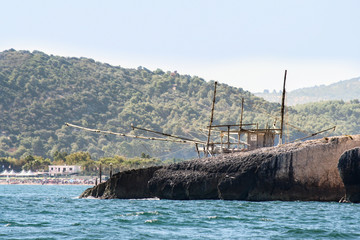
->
[[0, 170, 9, 176], [8, 170, 16, 176], [26, 170, 35, 176], [18, 169, 27, 176]]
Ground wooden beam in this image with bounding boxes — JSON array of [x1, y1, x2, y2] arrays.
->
[[131, 125, 202, 143], [207, 123, 257, 128], [99, 163, 102, 184], [227, 125, 230, 149], [206, 81, 217, 156], [195, 143, 200, 158], [65, 122, 206, 144], [279, 70, 287, 144], [290, 126, 336, 143], [238, 97, 244, 148]]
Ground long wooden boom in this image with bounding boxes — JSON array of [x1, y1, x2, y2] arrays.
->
[[289, 126, 336, 143], [65, 123, 205, 144], [131, 125, 203, 143]]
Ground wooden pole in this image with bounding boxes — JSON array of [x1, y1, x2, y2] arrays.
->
[[227, 125, 230, 149], [220, 133, 223, 149], [110, 163, 113, 178], [238, 98, 244, 148], [99, 163, 102, 184], [239, 98, 244, 129], [206, 81, 217, 156], [206, 123, 256, 128], [195, 143, 200, 158], [280, 70, 287, 145]]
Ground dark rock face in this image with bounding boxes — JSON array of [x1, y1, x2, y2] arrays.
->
[[80, 135, 360, 201], [338, 148, 360, 203], [148, 152, 262, 200], [147, 150, 342, 201], [79, 166, 162, 199]]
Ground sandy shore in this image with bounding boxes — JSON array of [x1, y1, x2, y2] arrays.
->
[[0, 182, 94, 186], [0, 178, 97, 186]]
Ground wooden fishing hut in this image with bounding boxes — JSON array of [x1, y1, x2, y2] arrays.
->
[[204, 70, 288, 156], [65, 70, 288, 158]]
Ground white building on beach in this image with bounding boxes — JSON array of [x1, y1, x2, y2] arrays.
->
[[48, 165, 82, 176]]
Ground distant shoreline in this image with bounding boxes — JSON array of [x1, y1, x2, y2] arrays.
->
[[0, 181, 94, 186], [0, 177, 97, 186]]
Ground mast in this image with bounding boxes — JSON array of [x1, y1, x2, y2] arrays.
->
[[279, 70, 287, 145], [238, 97, 244, 148], [206, 81, 217, 156]]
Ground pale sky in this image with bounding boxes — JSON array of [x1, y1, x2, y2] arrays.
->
[[1, 0, 359, 92]]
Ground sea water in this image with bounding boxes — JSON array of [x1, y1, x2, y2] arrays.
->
[[1, 185, 360, 240]]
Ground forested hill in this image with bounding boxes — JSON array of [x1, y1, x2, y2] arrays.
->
[[1, 49, 360, 161], [255, 77, 360, 105]]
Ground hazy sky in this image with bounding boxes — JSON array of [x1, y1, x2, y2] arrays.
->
[[1, 0, 359, 92]]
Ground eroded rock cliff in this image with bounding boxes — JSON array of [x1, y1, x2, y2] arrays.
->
[[79, 166, 161, 199], [338, 147, 360, 203], [80, 135, 360, 201]]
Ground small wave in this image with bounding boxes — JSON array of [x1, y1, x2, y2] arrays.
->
[[130, 197, 160, 201], [135, 211, 159, 216], [144, 219, 159, 223], [5, 222, 49, 227], [118, 211, 159, 217], [260, 218, 274, 222], [198, 215, 218, 220], [83, 196, 98, 199]]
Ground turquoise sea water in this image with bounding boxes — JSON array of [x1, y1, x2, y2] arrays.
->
[[1, 185, 360, 240]]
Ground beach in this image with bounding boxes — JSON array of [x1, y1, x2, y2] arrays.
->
[[0, 177, 96, 185]]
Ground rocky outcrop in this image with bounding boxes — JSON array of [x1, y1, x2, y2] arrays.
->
[[79, 166, 161, 199], [338, 147, 360, 203], [80, 135, 360, 201]]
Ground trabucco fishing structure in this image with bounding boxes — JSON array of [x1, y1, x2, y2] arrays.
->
[[65, 70, 336, 158]]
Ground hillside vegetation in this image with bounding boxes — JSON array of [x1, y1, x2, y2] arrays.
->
[[0, 49, 359, 161]]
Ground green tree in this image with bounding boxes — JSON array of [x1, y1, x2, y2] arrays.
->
[[53, 151, 68, 163], [65, 152, 92, 165], [22, 155, 50, 171]]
